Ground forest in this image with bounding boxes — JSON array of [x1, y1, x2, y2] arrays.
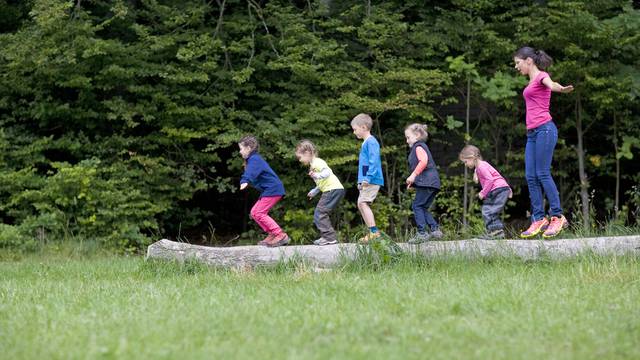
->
[[0, 0, 638, 249]]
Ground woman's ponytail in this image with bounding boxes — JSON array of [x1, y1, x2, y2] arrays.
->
[[534, 49, 553, 69]]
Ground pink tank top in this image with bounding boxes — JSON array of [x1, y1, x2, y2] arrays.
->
[[523, 71, 552, 130]]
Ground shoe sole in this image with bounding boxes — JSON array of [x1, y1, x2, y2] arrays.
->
[[358, 234, 382, 244], [542, 225, 568, 239], [520, 225, 549, 239], [542, 222, 569, 239], [268, 236, 290, 247], [316, 241, 338, 246], [520, 231, 540, 239]]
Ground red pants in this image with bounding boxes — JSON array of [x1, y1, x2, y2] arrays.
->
[[250, 196, 283, 235]]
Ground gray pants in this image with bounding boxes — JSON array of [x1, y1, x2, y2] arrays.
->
[[314, 189, 345, 242], [482, 187, 510, 231]]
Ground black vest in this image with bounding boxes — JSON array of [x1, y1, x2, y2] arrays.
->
[[408, 142, 440, 189]]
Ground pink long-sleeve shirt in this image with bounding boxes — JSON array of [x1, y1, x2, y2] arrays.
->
[[475, 160, 510, 199]]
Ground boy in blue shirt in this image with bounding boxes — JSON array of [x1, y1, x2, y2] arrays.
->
[[350, 113, 384, 243]]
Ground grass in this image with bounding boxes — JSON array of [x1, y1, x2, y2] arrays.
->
[[1, 248, 639, 360]]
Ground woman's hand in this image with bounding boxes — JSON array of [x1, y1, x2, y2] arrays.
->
[[559, 84, 574, 93]]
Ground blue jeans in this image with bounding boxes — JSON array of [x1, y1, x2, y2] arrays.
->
[[525, 121, 562, 221], [413, 186, 439, 233]]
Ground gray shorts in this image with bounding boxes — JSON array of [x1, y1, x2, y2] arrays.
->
[[358, 184, 380, 203]]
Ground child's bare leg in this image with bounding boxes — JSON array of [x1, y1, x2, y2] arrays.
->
[[358, 201, 376, 227]]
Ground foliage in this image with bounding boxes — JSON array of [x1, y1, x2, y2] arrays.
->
[[0, 0, 638, 247]]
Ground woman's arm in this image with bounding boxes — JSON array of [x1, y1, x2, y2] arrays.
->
[[542, 76, 574, 93]]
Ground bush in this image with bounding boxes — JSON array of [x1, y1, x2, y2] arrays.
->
[[0, 224, 38, 251], [4, 159, 163, 249]]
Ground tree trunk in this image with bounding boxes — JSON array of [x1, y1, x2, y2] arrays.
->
[[146, 236, 640, 268], [613, 111, 620, 216], [575, 95, 590, 229], [463, 77, 471, 227]]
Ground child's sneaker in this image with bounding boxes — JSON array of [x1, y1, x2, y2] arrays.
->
[[542, 215, 568, 238], [430, 229, 444, 239], [267, 232, 290, 247], [478, 229, 505, 240], [408, 232, 431, 244], [358, 231, 381, 244], [258, 234, 275, 246], [314, 237, 338, 246], [520, 218, 549, 238]]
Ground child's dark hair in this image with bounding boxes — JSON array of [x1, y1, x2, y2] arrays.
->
[[514, 46, 553, 70], [238, 135, 259, 152], [295, 139, 318, 156]]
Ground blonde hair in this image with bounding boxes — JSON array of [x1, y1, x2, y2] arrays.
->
[[459, 145, 482, 183], [350, 113, 373, 130], [405, 123, 429, 141], [238, 135, 259, 152], [295, 139, 318, 156], [458, 144, 482, 161]]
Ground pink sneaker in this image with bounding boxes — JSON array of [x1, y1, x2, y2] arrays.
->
[[520, 218, 549, 238], [258, 233, 275, 246], [543, 215, 568, 238]]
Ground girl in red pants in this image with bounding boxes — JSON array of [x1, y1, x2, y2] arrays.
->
[[238, 135, 289, 247]]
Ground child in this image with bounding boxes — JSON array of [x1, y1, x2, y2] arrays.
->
[[238, 135, 290, 247], [459, 145, 512, 239], [404, 123, 443, 243], [295, 140, 345, 245], [513, 46, 573, 238], [351, 113, 384, 243]]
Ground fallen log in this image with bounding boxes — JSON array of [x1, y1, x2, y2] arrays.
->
[[146, 235, 640, 268]]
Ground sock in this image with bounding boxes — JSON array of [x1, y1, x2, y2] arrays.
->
[[369, 226, 378, 233]]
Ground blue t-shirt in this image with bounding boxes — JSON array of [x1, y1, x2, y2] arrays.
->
[[358, 136, 384, 186], [240, 152, 285, 197]]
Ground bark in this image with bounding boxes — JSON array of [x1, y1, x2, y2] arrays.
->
[[146, 236, 640, 268], [576, 95, 590, 228], [463, 77, 471, 227], [614, 111, 620, 215]]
